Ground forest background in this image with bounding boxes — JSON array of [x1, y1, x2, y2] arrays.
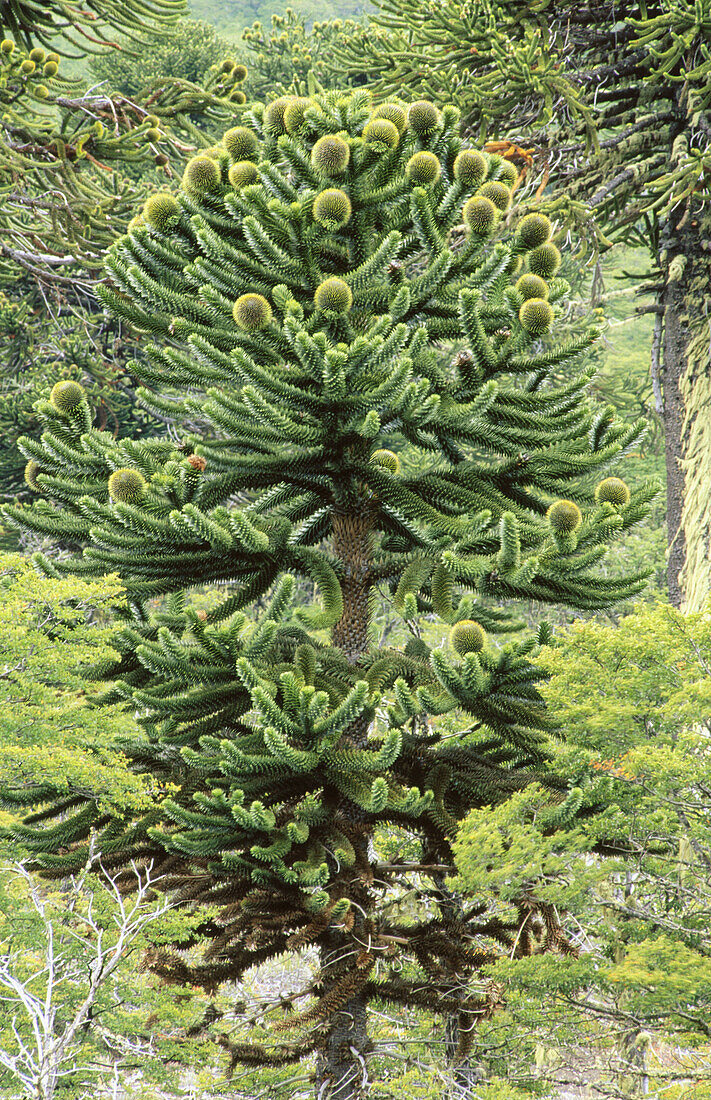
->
[[0, 0, 708, 1099]]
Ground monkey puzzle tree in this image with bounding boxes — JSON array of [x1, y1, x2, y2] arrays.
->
[[88, 17, 232, 97], [1, 90, 653, 1098], [240, 9, 366, 100]]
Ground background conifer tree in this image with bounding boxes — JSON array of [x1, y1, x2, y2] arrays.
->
[[2, 89, 654, 1098], [0, 13, 252, 506], [240, 9, 366, 99], [88, 17, 231, 98], [0, 32, 249, 290]]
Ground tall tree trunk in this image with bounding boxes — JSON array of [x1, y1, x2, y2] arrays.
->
[[316, 500, 375, 1099], [444, 1012, 483, 1099], [660, 256, 688, 608], [660, 210, 711, 610], [331, 506, 373, 663], [316, 925, 371, 1100], [435, 875, 484, 1098]]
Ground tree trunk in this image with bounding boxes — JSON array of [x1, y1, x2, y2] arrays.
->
[[434, 873, 484, 1098], [316, 926, 371, 1100], [444, 1013, 484, 1098], [331, 507, 373, 665], [315, 500, 375, 1099], [660, 210, 711, 611], [660, 259, 688, 608], [617, 1028, 651, 1096]]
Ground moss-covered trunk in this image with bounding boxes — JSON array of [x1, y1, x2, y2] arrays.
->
[[661, 250, 688, 608], [661, 211, 711, 611]]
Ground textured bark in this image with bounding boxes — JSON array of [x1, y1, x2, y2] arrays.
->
[[331, 507, 374, 666], [660, 210, 711, 610], [316, 923, 372, 1100], [661, 264, 688, 608], [315, 501, 375, 1099]]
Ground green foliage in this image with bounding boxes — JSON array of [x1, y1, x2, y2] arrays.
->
[[0, 20, 250, 290], [89, 18, 231, 97], [241, 8, 366, 98], [453, 602, 711, 1094], [0, 38, 160, 285], [0, 860, 233, 1100], [333, 0, 711, 244], [0, 291, 158, 506], [0, 0, 185, 51], [0, 3, 263, 507], [0, 554, 151, 819], [333, 0, 711, 607], [1, 87, 653, 1091], [586, 246, 666, 597]]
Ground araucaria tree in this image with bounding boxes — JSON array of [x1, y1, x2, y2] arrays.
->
[[2, 90, 653, 1097]]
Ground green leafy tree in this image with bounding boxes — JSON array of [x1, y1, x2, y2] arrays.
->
[[2, 89, 654, 1098], [0, 857, 237, 1100], [454, 601, 711, 1097], [0, 554, 149, 815], [0, 861, 172, 1100], [0, 556, 231, 1098], [335, 0, 711, 611]]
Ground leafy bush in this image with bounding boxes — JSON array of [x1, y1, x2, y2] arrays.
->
[[453, 602, 711, 1096]]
